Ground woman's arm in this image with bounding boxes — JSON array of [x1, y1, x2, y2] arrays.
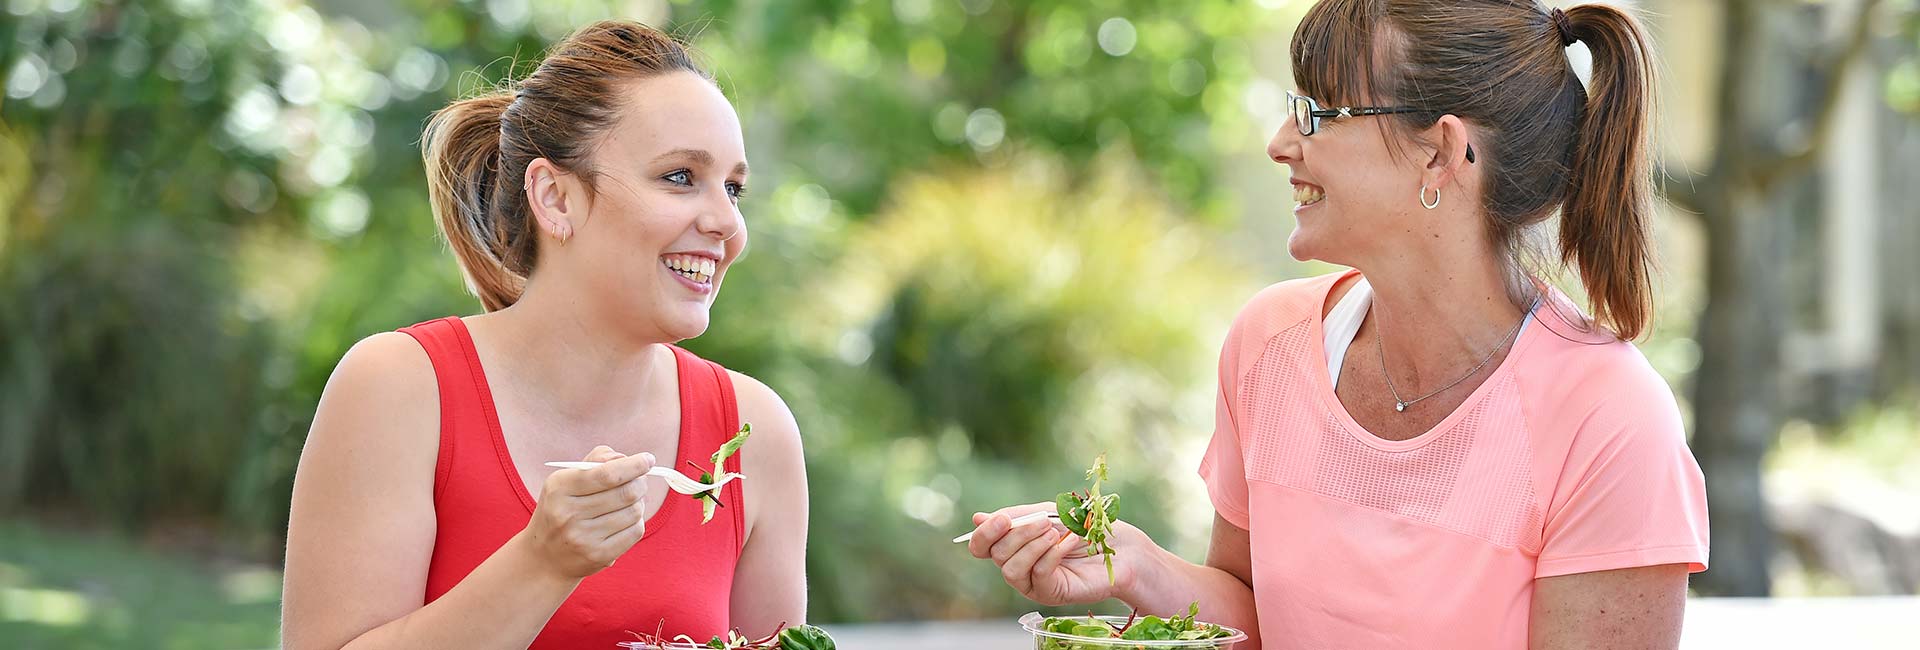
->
[[1119, 514, 1263, 649], [282, 333, 654, 650], [283, 332, 571, 649], [1530, 564, 1688, 650], [726, 372, 810, 637], [968, 510, 1261, 649]]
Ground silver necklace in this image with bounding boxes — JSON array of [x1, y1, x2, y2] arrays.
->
[[1374, 299, 1537, 413]]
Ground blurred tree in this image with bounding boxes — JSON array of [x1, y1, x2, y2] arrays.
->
[[0, 0, 310, 531], [1655, 0, 1913, 596], [783, 156, 1254, 620], [681, 0, 1278, 381], [686, 0, 1273, 216]]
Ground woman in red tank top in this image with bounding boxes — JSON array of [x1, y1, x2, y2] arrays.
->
[[280, 21, 810, 650]]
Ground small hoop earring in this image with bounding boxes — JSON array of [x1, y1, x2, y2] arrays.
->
[[1419, 185, 1441, 210]]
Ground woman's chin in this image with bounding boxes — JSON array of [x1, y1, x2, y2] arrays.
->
[[661, 311, 712, 342], [1286, 228, 1323, 263]]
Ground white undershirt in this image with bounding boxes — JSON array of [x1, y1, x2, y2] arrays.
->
[[1323, 276, 1535, 388]]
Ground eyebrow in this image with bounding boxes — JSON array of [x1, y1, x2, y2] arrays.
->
[[651, 148, 750, 176]]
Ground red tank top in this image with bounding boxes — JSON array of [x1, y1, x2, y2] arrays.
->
[[400, 317, 744, 647]]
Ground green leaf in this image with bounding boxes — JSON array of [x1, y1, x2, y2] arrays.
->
[[692, 424, 751, 525], [1040, 602, 1232, 648], [1056, 492, 1089, 537], [1070, 453, 1120, 585], [1069, 623, 1111, 638], [711, 423, 752, 468], [778, 624, 837, 650]]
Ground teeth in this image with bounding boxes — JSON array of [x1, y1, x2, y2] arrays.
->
[[1293, 184, 1325, 205], [663, 255, 717, 284]]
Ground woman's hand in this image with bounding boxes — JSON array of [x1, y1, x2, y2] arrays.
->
[[519, 446, 656, 579], [965, 503, 1158, 607]]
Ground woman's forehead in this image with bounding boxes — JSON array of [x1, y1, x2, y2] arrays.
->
[[1291, 1, 1402, 106], [602, 72, 747, 169]]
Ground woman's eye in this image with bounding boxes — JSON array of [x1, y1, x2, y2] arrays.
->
[[726, 182, 747, 201], [663, 170, 692, 185]]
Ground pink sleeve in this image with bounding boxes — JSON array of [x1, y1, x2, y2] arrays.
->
[[1535, 362, 1710, 578], [1198, 317, 1252, 530]]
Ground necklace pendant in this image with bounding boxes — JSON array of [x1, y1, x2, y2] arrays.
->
[[1395, 401, 1408, 413]]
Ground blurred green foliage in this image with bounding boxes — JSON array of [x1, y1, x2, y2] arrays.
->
[[0, 0, 1276, 629], [784, 157, 1253, 618]]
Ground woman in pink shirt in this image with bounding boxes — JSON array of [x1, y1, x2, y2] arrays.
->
[[966, 1, 1709, 648]]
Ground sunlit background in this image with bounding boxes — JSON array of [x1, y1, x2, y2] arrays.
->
[[2, 0, 1917, 647]]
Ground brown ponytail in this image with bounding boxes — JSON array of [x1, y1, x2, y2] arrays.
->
[[423, 93, 525, 312], [420, 21, 706, 311], [1290, 0, 1661, 340], [1557, 4, 1658, 340]]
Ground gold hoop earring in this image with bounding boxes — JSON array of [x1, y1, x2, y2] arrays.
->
[[1419, 185, 1441, 210]]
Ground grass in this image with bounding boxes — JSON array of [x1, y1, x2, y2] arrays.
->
[[0, 520, 281, 650]]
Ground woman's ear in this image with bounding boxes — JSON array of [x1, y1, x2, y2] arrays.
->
[[1420, 115, 1475, 192], [525, 158, 579, 243]]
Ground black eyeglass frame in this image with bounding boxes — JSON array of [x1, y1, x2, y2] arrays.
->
[[1285, 90, 1429, 137]]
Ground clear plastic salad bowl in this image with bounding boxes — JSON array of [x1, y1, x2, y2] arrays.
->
[[1019, 612, 1250, 649]]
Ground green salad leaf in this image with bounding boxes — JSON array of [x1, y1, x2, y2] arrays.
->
[[690, 423, 752, 524], [1056, 453, 1121, 584], [1038, 602, 1234, 650], [774, 624, 836, 650]]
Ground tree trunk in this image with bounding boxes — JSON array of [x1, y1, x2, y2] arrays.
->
[[1688, 185, 1787, 596]]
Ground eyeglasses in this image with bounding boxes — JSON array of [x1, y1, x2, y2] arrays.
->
[[1285, 90, 1428, 136]]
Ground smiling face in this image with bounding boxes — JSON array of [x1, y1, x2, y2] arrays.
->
[[1268, 99, 1432, 267], [537, 71, 750, 342]]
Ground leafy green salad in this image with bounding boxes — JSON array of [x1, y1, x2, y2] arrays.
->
[[1056, 453, 1121, 584], [1034, 603, 1237, 649]]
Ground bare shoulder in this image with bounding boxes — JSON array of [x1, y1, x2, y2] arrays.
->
[[300, 331, 441, 491], [726, 370, 802, 464], [724, 370, 807, 540], [282, 331, 445, 648], [330, 331, 437, 397]]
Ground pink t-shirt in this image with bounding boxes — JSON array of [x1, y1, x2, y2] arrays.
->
[[1199, 271, 1709, 648]]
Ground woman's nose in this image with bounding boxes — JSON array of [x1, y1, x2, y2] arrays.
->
[[1267, 122, 1303, 165], [697, 197, 743, 242]]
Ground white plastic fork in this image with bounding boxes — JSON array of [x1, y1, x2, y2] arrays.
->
[[951, 510, 1062, 544], [544, 461, 745, 495]]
